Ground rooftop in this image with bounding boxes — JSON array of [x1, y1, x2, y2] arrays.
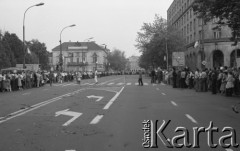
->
[[52, 41, 105, 52]]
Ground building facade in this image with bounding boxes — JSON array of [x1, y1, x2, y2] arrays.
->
[[127, 56, 143, 72], [52, 41, 108, 72], [167, 0, 240, 70]]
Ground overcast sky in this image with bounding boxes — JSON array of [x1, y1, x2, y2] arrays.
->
[[0, 0, 173, 57]]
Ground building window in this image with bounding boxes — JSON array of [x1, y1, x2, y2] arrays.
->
[[76, 52, 80, 57], [193, 19, 196, 31], [190, 9, 192, 18], [213, 30, 222, 39], [82, 52, 86, 62], [92, 52, 97, 63], [187, 24, 189, 34], [199, 30, 202, 39], [190, 21, 192, 32], [77, 58, 79, 63]]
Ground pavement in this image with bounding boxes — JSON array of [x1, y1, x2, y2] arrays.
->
[[0, 75, 239, 151]]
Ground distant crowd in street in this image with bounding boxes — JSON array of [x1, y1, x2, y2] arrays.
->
[[149, 66, 240, 97], [0, 70, 116, 93]]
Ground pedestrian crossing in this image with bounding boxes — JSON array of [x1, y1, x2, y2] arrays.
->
[[53, 82, 163, 87]]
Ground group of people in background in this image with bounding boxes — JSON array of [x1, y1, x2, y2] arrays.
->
[[0, 70, 112, 93], [149, 66, 240, 97]]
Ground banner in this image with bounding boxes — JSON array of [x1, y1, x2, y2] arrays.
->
[[172, 52, 185, 67]]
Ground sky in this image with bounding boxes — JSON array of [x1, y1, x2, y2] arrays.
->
[[0, 0, 173, 57]]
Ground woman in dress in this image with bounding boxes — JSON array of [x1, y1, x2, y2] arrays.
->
[[18, 73, 23, 90]]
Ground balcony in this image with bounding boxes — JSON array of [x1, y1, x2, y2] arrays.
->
[[67, 62, 88, 67]]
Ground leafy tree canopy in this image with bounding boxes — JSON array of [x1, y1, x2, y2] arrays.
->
[[107, 49, 127, 71], [136, 14, 185, 69]]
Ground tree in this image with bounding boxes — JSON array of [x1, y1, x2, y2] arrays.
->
[[0, 32, 11, 69], [27, 39, 50, 70], [108, 49, 127, 71], [136, 14, 185, 69], [193, 0, 240, 44], [2, 32, 23, 65]]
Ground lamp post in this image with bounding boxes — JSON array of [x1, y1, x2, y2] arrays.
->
[[95, 61, 98, 71], [59, 24, 76, 71], [23, 2, 44, 68]]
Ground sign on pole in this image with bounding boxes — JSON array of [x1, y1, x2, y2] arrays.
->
[[172, 52, 185, 67]]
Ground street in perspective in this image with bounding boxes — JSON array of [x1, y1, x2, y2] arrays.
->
[[0, 0, 240, 151]]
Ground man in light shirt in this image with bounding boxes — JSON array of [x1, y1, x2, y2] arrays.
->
[[94, 70, 98, 84]]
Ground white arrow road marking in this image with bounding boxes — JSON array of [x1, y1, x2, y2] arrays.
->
[[171, 101, 178, 106], [87, 95, 104, 102], [161, 92, 166, 95], [0, 89, 85, 124], [55, 109, 82, 126], [107, 83, 114, 85], [185, 114, 198, 124], [90, 115, 104, 124], [126, 83, 131, 85]]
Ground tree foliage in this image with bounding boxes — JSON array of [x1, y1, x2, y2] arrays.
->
[[27, 39, 50, 70], [0, 30, 50, 70], [136, 14, 185, 69], [193, 0, 240, 44], [107, 49, 127, 71]]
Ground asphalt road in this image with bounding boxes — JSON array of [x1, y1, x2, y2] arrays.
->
[[0, 75, 239, 151]]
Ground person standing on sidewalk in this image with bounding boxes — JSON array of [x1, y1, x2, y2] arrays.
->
[[138, 70, 143, 86], [49, 71, 54, 86], [94, 69, 98, 84]]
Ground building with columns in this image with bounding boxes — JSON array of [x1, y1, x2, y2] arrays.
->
[[167, 0, 240, 70], [52, 41, 108, 72]]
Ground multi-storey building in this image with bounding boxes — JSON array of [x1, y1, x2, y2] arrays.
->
[[127, 56, 143, 72], [167, 0, 240, 70], [52, 41, 108, 72]]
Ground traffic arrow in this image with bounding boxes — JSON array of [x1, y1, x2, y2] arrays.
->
[[55, 109, 82, 126], [87, 95, 103, 102]]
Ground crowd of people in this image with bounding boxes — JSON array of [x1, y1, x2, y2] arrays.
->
[[149, 66, 240, 97], [0, 70, 113, 93]]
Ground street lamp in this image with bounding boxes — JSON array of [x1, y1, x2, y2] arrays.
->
[[59, 24, 76, 71], [23, 2, 44, 68]]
